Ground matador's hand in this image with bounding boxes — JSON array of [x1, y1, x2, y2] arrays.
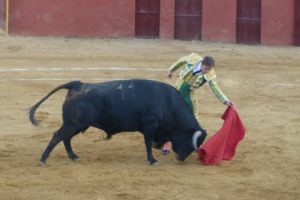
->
[[225, 101, 233, 106]]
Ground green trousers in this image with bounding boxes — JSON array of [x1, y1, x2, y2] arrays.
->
[[178, 82, 194, 112]]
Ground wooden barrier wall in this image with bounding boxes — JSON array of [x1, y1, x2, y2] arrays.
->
[[9, 0, 135, 37], [261, 0, 294, 45], [202, 0, 236, 43], [295, 0, 300, 46], [4, 0, 298, 46], [0, 0, 5, 30]]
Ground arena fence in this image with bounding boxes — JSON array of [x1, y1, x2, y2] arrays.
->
[[0, 0, 299, 46]]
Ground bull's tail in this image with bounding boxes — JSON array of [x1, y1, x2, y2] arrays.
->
[[29, 80, 83, 126]]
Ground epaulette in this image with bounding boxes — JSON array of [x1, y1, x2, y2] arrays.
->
[[204, 68, 217, 81]]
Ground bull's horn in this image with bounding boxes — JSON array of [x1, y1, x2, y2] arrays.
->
[[192, 131, 202, 151]]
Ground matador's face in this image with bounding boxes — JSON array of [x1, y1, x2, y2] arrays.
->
[[201, 64, 213, 74]]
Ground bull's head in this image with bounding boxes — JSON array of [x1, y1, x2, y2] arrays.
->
[[172, 129, 207, 162]]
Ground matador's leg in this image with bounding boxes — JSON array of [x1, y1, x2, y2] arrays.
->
[[190, 89, 200, 122]]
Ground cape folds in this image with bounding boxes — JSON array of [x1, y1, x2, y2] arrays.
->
[[198, 106, 246, 165]]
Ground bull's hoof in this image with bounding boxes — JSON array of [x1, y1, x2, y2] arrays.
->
[[69, 154, 80, 161], [39, 160, 46, 167], [149, 160, 158, 165], [175, 160, 184, 165], [70, 157, 80, 162]]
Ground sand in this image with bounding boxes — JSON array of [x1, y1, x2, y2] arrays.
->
[[0, 30, 300, 200]]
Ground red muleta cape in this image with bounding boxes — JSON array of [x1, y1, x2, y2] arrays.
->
[[198, 106, 246, 165]]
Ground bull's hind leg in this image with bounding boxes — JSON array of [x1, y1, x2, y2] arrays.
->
[[40, 124, 80, 167], [63, 136, 80, 161]]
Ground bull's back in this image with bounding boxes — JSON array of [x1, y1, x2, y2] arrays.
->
[[90, 79, 178, 107], [94, 80, 178, 117], [64, 79, 196, 132]]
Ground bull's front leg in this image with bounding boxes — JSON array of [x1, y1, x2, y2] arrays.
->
[[143, 133, 157, 165], [142, 114, 159, 165], [141, 116, 159, 165]]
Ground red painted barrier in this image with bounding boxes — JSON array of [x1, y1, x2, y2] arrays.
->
[[9, 0, 135, 37], [202, 0, 236, 43], [160, 0, 175, 39], [4, 0, 297, 46], [0, 0, 5, 30], [261, 0, 294, 45]]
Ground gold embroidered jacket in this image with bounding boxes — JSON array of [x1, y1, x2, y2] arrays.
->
[[168, 53, 229, 104]]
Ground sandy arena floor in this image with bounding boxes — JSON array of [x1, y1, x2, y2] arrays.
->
[[0, 30, 300, 200]]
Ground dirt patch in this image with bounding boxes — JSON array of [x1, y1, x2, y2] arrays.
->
[[0, 32, 300, 200]]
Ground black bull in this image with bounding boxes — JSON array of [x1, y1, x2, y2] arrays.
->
[[29, 79, 207, 166]]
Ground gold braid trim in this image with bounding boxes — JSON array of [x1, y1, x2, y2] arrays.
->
[[175, 79, 184, 90]]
